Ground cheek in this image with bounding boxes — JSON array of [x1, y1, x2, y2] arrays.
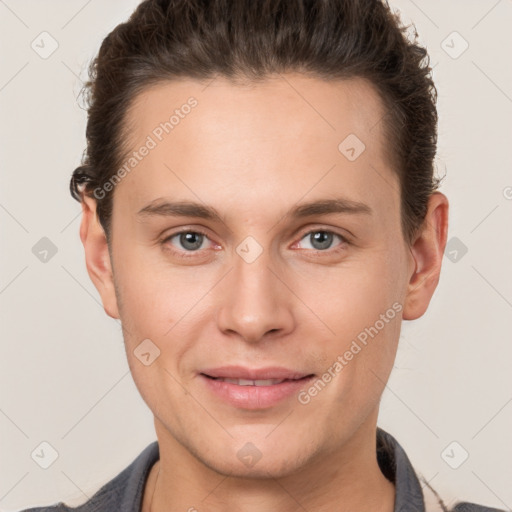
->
[[112, 245, 219, 349], [112, 248, 176, 340], [300, 252, 405, 335], [293, 248, 405, 392]]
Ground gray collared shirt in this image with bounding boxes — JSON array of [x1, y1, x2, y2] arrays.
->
[[21, 428, 504, 512]]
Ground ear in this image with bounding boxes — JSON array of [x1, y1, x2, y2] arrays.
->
[[403, 192, 449, 320], [79, 195, 120, 319]]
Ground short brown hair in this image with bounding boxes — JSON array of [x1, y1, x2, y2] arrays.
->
[[70, 0, 439, 244]]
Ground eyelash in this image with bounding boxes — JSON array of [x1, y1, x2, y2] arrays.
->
[[161, 227, 349, 259]]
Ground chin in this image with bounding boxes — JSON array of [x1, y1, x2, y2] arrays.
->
[[202, 452, 307, 480], [192, 434, 321, 480]]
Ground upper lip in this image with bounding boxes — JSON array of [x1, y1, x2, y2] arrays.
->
[[200, 366, 313, 380]]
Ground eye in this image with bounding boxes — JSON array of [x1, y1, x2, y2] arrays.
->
[[296, 230, 346, 251], [166, 231, 210, 252]]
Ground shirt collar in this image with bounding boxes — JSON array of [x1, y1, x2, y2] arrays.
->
[[377, 427, 427, 511]]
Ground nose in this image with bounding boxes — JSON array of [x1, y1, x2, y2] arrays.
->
[[215, 250, 295, 344]]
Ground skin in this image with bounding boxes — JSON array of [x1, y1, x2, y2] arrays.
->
[[79, 74, 448, 512]]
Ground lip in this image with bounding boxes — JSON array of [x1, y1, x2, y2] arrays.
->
[[199, 366, 315, 410], [200, 365, 311, 381]]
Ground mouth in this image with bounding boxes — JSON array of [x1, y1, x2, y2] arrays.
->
[[201, 375, 313, 386], [200, 365, 313, 381], [198, 367, 315, 409]]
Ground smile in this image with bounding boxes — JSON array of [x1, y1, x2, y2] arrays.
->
[[199, 368, 315, 409]]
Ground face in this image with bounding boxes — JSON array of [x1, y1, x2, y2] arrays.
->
[[82, 74, 446, 478]]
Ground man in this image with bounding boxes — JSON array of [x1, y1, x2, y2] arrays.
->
[[22, 0, 503, 510]]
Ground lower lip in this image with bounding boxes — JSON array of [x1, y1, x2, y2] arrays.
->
[[199, 374, 315, 410]]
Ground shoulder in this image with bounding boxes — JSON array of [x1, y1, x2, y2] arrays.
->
[[420, 463, 506, 512], [16, 441, 160, 512], [423, 482, 506, 511], [377, 428, 506, 512]]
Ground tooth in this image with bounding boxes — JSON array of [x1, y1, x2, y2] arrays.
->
[[222, 378, 241, 384], [216, 378, 287, 386], [254, 379, 278, 386]]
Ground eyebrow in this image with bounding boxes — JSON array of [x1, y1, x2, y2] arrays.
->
[[136, 198, 372, 221]]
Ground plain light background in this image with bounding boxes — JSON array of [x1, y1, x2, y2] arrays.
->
[[1, 0, 511, 510]]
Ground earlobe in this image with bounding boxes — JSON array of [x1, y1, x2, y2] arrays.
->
[[402, 192, 449, 320], [79, 195, 120, 319]]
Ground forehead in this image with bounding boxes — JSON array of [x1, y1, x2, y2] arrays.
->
[[115, 74, 398, 220], [127, 73, 387, 152]]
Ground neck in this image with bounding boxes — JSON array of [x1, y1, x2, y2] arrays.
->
[[143, 415, 395, 512]]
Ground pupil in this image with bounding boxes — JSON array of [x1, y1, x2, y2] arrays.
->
[[180, 232, 203, 250], [311, 231, 332, 250]]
